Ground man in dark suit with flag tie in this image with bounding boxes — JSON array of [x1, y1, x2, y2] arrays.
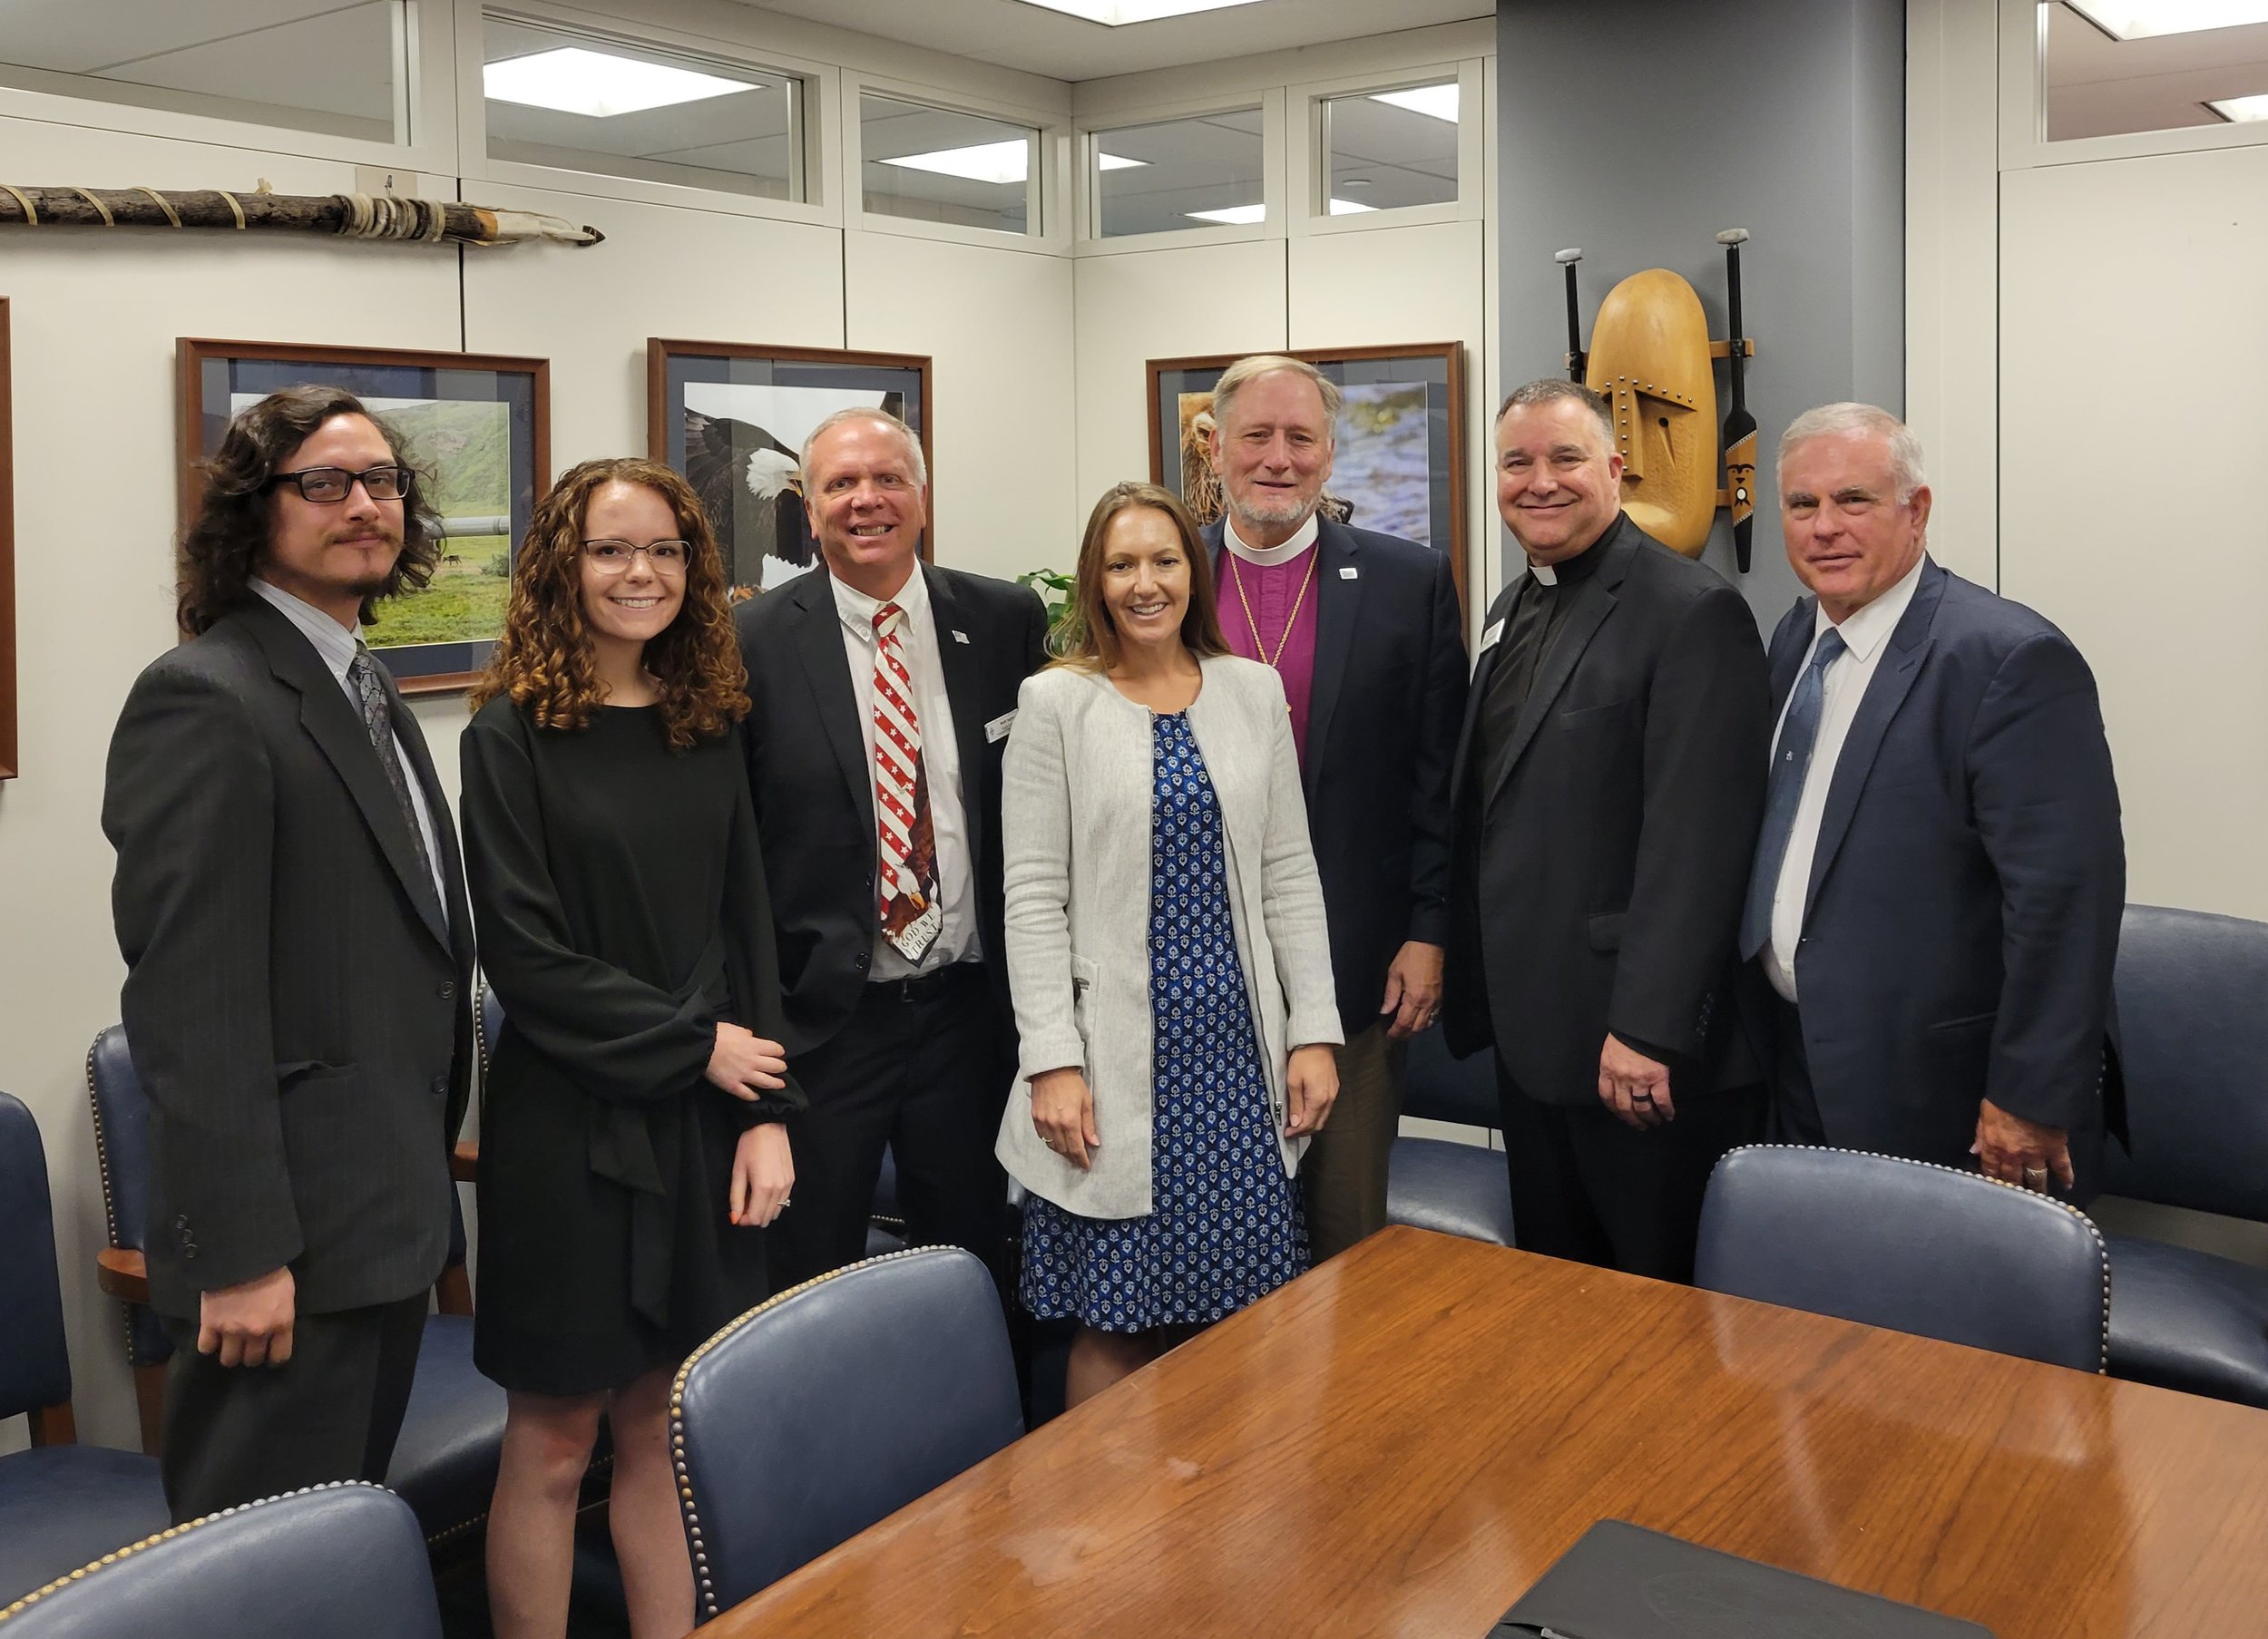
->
[[104, 386, 474, 1521], [1198, 354, 1468, 1262], [1442, 379, 1770, 1281], [735, 408, 1048, 1292], [1741, 403, 2125, 1197]]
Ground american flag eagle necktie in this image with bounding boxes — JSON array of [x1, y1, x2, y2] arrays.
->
[[872, 601, 943, 962]]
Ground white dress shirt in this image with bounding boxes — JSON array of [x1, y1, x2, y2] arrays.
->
[[828, 564, 979, 978], [1762, 553, 1928, 1002], [250, 578, 449, 923]]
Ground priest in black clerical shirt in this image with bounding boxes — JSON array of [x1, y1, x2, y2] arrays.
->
[[1442, 380, 1772, 1283]]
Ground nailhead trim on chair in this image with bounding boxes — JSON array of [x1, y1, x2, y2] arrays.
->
[[0, 1479, 398, 1623], [1716, 1144, 2113, 1372], [82, 1034, 138, 1371], [668, 1244, 954, 1619]]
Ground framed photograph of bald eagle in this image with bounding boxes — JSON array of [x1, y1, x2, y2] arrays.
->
[[1146, 341, 1468, 616], [647, 339, 933, 600], [178, 337, 550, 695]]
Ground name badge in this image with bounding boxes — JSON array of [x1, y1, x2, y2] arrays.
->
[[1481, 619, 1506, 651], [985, 709, 1018, 744], [1339, 566, 1359, 580]]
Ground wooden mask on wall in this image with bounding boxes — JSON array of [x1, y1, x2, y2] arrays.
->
[[1584, 268, 1718, 556]]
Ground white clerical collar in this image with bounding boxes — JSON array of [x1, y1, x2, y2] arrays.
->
[[1527, 561, 1559, 587], [250, 577, 362, 685], [1222, 511, 1320, 567], [830, 560, 928, 644], [1814, 551, 1928, 665]]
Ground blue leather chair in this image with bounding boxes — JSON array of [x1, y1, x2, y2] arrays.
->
[[2100, 905, 2268, 1407], [84, 1027, 505, 1548], [0, 1090, 171, 1607], [1696, 1145, 2109, 1371], [672, 1245, 1023, 1616], [0, 1482, 440, 1637], [1385, 1028, 1514, 1245]]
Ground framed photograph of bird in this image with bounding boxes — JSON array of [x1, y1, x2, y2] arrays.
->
[[178, 337, 550, 695], [647, 339, 933, 601], [1146, 341, 1468, 617]]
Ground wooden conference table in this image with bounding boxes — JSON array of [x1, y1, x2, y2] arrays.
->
[[713, 1227, 2268, 1637]]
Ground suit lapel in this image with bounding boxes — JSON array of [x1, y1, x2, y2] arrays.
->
[[1302, 522, 1358, 802], [925, 565, 991, 871], [240, 600, 450, 953], [1767, 602, 1815, 716], [790, 572, 876, 837], [1803, 561, 1948, 918], [389, 684, 472, 970], [1450, 582, 1516, 811], [1481, 526, 1635, 812]]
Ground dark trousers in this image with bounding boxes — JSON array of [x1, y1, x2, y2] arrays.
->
[[1494, 1058, 1765, 1284], [771, 963, 1012, 1293], [1764, 992, 1831, 1145], [160, 1292, 428, 1523], [1303, 1020, 1408, 1263]]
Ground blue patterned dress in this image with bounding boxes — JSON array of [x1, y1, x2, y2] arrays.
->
[[1021, 711, 1309, 1331]]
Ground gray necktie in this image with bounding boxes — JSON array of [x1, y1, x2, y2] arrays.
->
[[348, 643, 438, 897], [1740, 628, 1847, 961]]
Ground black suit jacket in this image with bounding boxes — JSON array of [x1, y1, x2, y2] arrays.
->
[[1206, 518, 1467, 1034], [1442, 515, 1771, 1104], [103, 597, 474, 1321], [1748, 559, 2126, 1186], [735, 564, 1048, 1055]]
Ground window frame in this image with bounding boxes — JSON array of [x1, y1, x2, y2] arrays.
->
[[842, 72, 1069, 254], [456, 1, 840, 227], [0, 0, 455, 173], [1999, 0, 2268, 170], [1292, 58, 1485, 237], [1072, 88, 1286, 256]]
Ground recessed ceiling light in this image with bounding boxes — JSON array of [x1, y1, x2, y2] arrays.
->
[[484, 46, 753, 118], [1328, 198, 1379, 214], [2207, 92, 2268, 117], [1013, 0, 1266, 23], [1187, 203, 1266, 224], [1370, 83, 1459, 122], [2067, 2, 2268, 38], [1098, 153, 1148, 171], [879, 140, 1031, 185]]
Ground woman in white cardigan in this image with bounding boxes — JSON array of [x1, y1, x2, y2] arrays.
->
[[997, 481, 1341, 1409]]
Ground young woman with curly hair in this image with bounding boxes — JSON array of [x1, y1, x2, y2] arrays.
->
[[459, 457, 805, 1639]]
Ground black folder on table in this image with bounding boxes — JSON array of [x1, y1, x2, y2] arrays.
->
[[1491, 1520, 1993, 1638]]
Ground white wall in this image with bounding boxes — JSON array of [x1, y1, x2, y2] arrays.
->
[[0, 14, 1495, 1453]]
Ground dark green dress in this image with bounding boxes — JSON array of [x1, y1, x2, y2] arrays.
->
[[461, 698, 805, 1395]]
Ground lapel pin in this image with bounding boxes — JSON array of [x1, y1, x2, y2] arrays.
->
[[1340, 566, 1358, 579], [952, 629, 971, 644]]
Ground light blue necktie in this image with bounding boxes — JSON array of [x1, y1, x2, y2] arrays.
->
[[1740, 628, 1846, 961]]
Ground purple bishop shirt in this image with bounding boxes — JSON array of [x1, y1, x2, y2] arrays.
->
[[1217, 513, 1322, 770]]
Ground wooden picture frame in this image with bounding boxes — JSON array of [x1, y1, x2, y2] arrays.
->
[[1147, 341, 1470, 615], [648, 338, 933, 596], [0, 298, 14, 779], [179, 338, 551, 695]]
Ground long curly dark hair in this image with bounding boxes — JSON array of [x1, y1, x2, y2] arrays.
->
[[470, 458, 748, 749], [178, 384, 441, 634]]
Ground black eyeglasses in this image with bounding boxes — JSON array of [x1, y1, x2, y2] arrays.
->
[[582, 539, 692, 575], [268, 464, 411, 503]]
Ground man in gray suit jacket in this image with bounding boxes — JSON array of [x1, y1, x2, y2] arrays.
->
[[104, 386, 474, 1521], [1741, 404, 2124, 1197]]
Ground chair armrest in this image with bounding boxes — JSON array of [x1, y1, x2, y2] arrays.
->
[[97, 1246, 150, 1305], [452, 1139, 479, 1184]]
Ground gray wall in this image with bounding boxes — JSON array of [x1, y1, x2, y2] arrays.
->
[[1496, 0, 1905, 629]]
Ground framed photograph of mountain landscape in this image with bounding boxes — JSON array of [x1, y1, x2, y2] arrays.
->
[[648, 339, 932, 600], [178, 338, 550, 693], [1147, 341, 1468, 614]]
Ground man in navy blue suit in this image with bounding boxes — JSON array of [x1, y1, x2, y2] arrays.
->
[[1743, 403, 2125, 1198], [1198, 355, 1468, 1261]]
